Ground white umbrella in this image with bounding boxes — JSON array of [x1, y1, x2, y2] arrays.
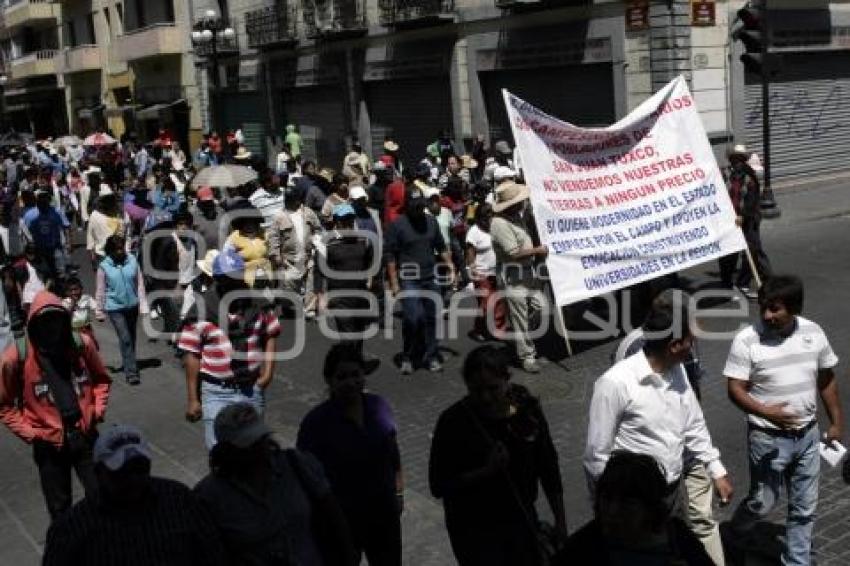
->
[[191, 164, 258, 188], [55, 135, 83, 147]]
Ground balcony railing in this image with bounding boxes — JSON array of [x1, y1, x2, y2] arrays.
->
[[1, 0, 58, 31], [303, 0, 367, 40], [245, 4, 297, 49], [495, 0, 588, 9], [379, 0, 454, 27], [9, 49, 57, 78]]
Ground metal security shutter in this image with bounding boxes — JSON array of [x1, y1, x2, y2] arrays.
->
[[481, 64, 616, 142], [220, 92, 268, 158], [281, 86, 348, 168], [744, 51, 850, 180], [366, 78, 453, 168]]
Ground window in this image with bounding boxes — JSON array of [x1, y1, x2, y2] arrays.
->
[[134, 0, 145, 29], [218, 0, 230, 24], [103, 7, 111, 38], [86, 13, 96, 44], [66, 21, 77, 48]]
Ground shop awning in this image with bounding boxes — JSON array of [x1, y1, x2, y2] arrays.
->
[[136, 98, 186, 121], [77, 104, 105, 119], [4, 103, 30, 113]]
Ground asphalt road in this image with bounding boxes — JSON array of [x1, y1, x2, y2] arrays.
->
[[1, 178, 850, 565]]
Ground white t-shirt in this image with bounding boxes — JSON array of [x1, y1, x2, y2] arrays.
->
[[22, 262, 45, 305], [466, 224, 496, 276], [723, 316, 839, 430]]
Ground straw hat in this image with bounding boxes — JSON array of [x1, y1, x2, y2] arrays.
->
[[234, 146, 252, 161], [728, 144, 749, 157], [460, 154, 478, 170], [492, 181, 530, 213], [196, 249, 220, 277], [383, 140, 399, 152]]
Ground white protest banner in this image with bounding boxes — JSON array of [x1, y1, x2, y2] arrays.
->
[[504, 75, 747, 307]]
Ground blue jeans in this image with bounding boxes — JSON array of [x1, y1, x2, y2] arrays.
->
[[399, 279, 440, 365], [107, 307, 139, 380], [201, 381, 265, 449], [732, 424, 820, 566]]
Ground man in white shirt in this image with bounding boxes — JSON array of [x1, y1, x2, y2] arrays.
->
[[249, 173, 286, 228], [725, 275, 842, 566], [585, 301, 733, 521], [612, 289, 724, 565]]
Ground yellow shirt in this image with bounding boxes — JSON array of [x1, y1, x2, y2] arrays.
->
[[225, 231, 268, 262]]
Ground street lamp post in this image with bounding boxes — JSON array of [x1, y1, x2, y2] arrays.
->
[[191, 9, 235, 135]]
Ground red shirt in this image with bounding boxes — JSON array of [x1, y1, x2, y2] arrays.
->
[[0, 291, 111, 447], [384, 179, 406, 226], [178, 310, 281, 380]]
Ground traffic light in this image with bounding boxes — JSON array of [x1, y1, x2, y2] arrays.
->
[[732, 3, 782, 76]]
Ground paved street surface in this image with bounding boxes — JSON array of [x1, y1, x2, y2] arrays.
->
[[2, 177, 850, 565]]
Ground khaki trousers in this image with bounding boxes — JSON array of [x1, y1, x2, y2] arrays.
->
[[685, 462, 725, 566]]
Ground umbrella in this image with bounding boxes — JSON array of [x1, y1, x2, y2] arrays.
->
[[83, 132, 116, 147], [0, 130, 33, 148], [191, 164, 258, 188], [55, 135, 83, 147]]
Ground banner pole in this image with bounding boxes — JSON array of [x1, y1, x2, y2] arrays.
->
[[554, 303, 574, 358], [744, 247, 763, 290]]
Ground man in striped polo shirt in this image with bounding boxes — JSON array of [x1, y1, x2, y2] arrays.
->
[[179, 250, 281, 448], [725, 275, 843, 565], [249, 170, 286, 228]]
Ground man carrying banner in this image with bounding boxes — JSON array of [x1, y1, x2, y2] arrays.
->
[[719, 145, 771, 298], [490, 181, 548, 374]]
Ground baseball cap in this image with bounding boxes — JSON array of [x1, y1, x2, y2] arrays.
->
[[349, 186, 368, 201], [214, 402, 272, 448], [332, 202, 356, 219], [93, 425, 152, 471], [196, 186, 214, 201]]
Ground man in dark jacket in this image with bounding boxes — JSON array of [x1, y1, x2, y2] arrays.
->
[[43, 425, 226, 566]]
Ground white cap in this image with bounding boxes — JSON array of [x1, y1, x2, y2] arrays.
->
[[349, 185, 368, 201], [493, 166, 517, 182]]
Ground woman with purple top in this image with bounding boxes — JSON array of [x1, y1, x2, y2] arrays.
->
[[297, 343, 403, 566]]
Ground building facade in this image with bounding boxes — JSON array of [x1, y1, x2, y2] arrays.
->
[[187, 0, 850, 183], [0, 0, 203, 148]]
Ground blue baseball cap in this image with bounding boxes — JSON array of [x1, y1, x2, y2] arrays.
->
[[332, 203, 356, 219]]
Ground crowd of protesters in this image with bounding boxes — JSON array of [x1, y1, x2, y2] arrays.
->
[[0, 124, 838, 566]]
